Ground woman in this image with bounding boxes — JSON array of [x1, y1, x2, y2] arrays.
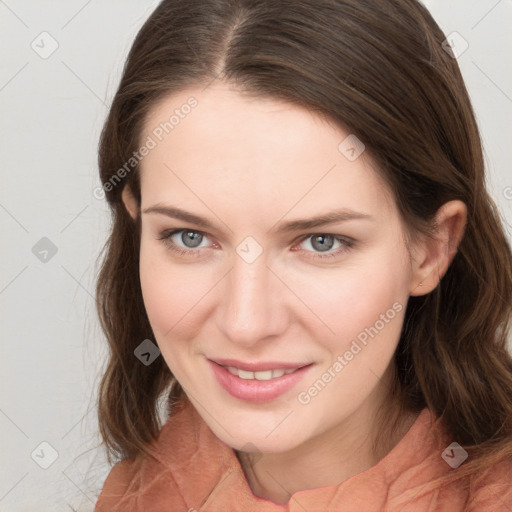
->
[[94, 0, 512, 510]]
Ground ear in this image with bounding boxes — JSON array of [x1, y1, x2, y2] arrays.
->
[[121, 185, 140, 220], [409, 200, 467, 296]]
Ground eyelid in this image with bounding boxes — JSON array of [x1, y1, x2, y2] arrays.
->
[[158, 228, 355, 260]]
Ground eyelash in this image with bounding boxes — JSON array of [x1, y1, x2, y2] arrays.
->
[[157, 229, 355, 260]]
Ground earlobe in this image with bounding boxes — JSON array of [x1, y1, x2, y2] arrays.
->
[[121, 185, 140, 221], [409, 200, 467, 296]]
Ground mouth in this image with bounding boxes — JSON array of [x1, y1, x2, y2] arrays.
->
[[223, 366, 298, 380], [207, 358, 314, 403]]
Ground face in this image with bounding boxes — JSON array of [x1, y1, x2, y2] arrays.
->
[[124, 82, 419, 454]]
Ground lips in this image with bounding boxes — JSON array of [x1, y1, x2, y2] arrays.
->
[[209, 357, 311, 372], [207, 359, 314, 403]]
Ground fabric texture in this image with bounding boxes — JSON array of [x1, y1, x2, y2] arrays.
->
[[95, 396, 512, 512]]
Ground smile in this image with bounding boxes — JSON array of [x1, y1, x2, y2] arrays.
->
[[208, 359, 314, 403], [224, 366, 298, 380]]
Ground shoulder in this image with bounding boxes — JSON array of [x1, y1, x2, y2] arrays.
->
[[95, 400, 195, 511], [379, 409, 512, 511], [95, 453, 189, 511], [95, 457, 139, 511], [466, 455, 512, 512]]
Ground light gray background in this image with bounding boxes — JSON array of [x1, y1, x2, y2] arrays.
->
[[1, 1, 511, 510]]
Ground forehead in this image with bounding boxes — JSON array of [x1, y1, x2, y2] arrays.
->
[[138, 82, 397, 223]]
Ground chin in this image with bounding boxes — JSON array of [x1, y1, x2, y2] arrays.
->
[[202, 404, 313, 454]]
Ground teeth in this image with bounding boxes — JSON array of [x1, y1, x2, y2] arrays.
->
[[225, 366, 298, 380], [238, 369, 255, 380]]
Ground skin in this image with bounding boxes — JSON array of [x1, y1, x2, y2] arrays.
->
[[122, 81, 467, 505]]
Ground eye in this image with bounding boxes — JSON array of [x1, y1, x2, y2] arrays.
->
[[157, 229, 212, 258], [157, 229, 355, 260], [293, 233, 355, 260]]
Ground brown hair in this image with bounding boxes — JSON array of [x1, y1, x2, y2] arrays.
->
[[95, 0, 512, 495]]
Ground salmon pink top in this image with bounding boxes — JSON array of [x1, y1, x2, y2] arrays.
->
[[95, 396, 512, 511]]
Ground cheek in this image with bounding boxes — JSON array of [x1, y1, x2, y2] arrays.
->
[[138, 243, 209, 339], [139, 233, 411, 354], [291, 252, 410, 426], [291, 245, 411, 355]]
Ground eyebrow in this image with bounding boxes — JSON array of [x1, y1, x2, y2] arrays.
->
[[142, 204, 375, 234]]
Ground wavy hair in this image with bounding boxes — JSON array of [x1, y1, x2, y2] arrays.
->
[[95, 0, 512, 493]]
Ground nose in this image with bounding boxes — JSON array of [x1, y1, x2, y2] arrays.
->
[[215, 253, 288, 348]]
